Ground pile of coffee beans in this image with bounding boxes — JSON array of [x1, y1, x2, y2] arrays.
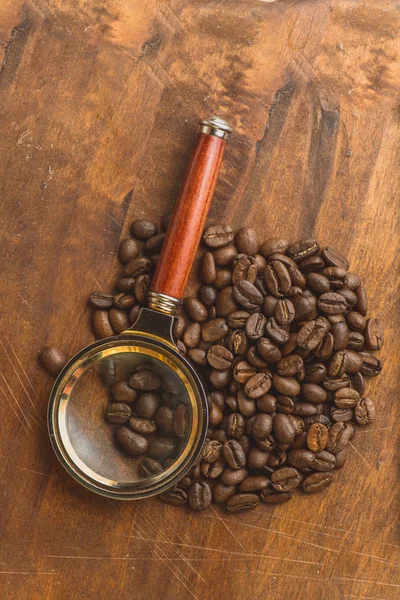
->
[[41, 218, 383, 513], [104, 363, 191, 474]]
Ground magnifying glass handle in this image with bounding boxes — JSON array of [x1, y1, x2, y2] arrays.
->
[[148, 116, 233, 315]]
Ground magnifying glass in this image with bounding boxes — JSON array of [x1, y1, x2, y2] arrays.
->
[[48, 116, 233, 499]]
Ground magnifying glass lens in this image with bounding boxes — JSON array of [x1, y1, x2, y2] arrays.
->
[[50, 338, 205, 498]]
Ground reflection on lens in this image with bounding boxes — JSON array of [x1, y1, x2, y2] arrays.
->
[[65, 351, 191, 485]]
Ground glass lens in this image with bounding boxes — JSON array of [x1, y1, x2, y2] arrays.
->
[[54, 344, 198, 490]]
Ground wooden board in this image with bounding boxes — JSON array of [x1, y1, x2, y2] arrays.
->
[[0, 1, 399, 599]]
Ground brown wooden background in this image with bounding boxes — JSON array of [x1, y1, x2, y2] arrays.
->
[[0, 1, 399, 599]]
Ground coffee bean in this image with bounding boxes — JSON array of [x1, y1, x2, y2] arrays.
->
[[272, 374, 300, 396], [276, 396, 295, 414], [202, 318, 229, 342], [233, 361, 257, 384], [351, 372, 365, 395], [233, 280, 263, 309], [235, 227, 258, 255], [223, 440, 246, 469], [305, 363, 326, 383], [307, 422, 328, 452], [318, 292, 347, 315], [274, 299, 295, 325], [159, 487, 187, 506], [326, 422, 351, 454], [129, 370, 162, 391], [292, 402, 319, 417], [108, 308, 129, 334], [216, 287, 239, 316], [113, 293, 135, 310], [358, 352, 382, 376], [322, 266, 347, 289], [199, 252, 216, 284], [302, 472, 333, 493], [213, 482, 236, 503], [299, 255, 325, 272], [215, 269, 232, 290], [129, 416, 157, 435], [131, 219, 157, 240], [182, 322, 201, 349], [365, 318, 384, 351], [207, 345, 233, 370], [297, 318, 327, 350], [256, 394, 277, 413], [248, 447, 269, 470], [244, 372, 272, 399], [277, 354, 304, 377], [265, 261, 291, 297], [201, 460, 225, 479], [273, 414, 296, 444], [232, 255, 258, 285], [184, 297, 208, 322], [143, 232, 165, 254], [89, 292, 114, 309], [111, 381, 138, 403], [260, 238, 290, 257], [245, 313, 266, 340], [271, 467, 300, 492], [174, 404, 190, 438], [39, 346, 67, 376], [265, 317, 290, 345], [307, 273, 331, 294], [139, 458, 164, 478], [135, 392, 159, 418], [149, 436, 176, 460], [288, 239, 319, 263], [92, 310, 114, 338], [226, 493, 259, 512], [251, 414, 273, 440], [134, 275, 150, 304], [331, 407, 353, 422], [237, 390, 256, 417], [321, 247, 349, 270], [247, 346, 268, 369], [238, 475, 269, 492], [105, 403, 131, 424], [257, 338, 282, 363], [355, 284, 368, 315], [301, 383, 327, 404], [213, 245, 238, 266], [227, 329, 248, 355], [262, 295, 278, 317], [188, 481, 212, 511], [221, 467, 248, 486], [260, 488, 293, 504], [226, 413, 245, 440], [118, 238, 140, 264], [129, 305, 141, 325], [323, 375, 350, 391], [354, 397, 375, 425], [334, 387, 359, 408], [287, 449, 315, 470], [202, 439, 222, 463], [116, 427, 148, 456], [313, 450, 336, 472], [123, 257, 151, 277], [117, 277, 136, 292], [254, 254, 267, 273], [210, 402, 224, 426], [198, 285, 217, 308], [227, 311, 250, 329], [203, 224, 233, 248]]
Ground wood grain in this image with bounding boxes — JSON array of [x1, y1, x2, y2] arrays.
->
[[0, 1, 399, 599], [151, 131, 226, 299]]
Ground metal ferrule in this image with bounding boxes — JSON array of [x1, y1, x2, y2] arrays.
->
[[200, 116, 233, 140], [147, 290, 182, 315]]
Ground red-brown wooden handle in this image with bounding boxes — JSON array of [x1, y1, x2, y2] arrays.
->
[[150, 118, 231, 302]]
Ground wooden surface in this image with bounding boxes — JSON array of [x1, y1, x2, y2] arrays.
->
[[0, 1, 399, 599]]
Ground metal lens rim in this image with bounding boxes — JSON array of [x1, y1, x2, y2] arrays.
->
[[48, 333, 208, 499]]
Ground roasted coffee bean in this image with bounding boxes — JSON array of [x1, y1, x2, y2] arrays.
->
[[321, 247, 349, 270], [328, 350, 361, 377], [297, 318, 327, 350], [92, 310, 115, 338], [345, 272, 361, 289], [247, 346, 268, 369], [134, 275, 150, 304], [347, 312, 366, 332], [139, 458, 164, 478], [124, 257, 151, 277], [302, 472, 333, 493], [254, 254, 267, 273], [226, 413, 245, 440], [188, 482, 212, 511], [155, 407, 174, 434], [257, 337, 282, 363], [89, 292, 114, 309], [201, 460, 225, 479], [245, 313, 266, 340], [256, 394, 277, 413], [251, 414, 273, 440], [322, 266, 347, 289], [299, 255, 325, 273], [318, 292, 347, 315], [301, 383, 327, 404], [338, 288, 357, 308], [39, 346, 67, 376], [293, 295, 316, 322], [209, 368, 232, 389], [307, 273, 330, 294], [305, 363, 326, 383], [248, 447, 269, 470], [277, 354, 303, 377], [272, 374, 300, 396], [202, 318, 229, 342], [117, 277, 136, 292], [216, 287, 239, 316], [271, 467, 300, 492], [213, 482, 236, 503], [118, 238, 140, 264], [265, 318, 290, 345], [351, 372, 365, 395], [113, 293, 135, 309], [221, 467, 248, 486], [313, 450, 336, 472], [227, 311, 250, 329], [207, 345, 233, 370], [111, 381, 138, 403], [274, 299, 295, 325], [233, 280, 263, 309], [238, 476, 269, 492], [210, 402, 224, 426], [365, 318, 384, 350], [233, 361, 257, 384], [226, 493, 259, 512], [187, 349, 206, 366], [129, 370, 162, 391], [203, 224, 233, 248], [347, 331, 364, 350], [159, 487, 187, 506], [171, 315, 185, 340], [268, 253, 297, 268], [232, 255, 257, 285], [144, 232, 165, 253], [228, 329, 248, 355], [213, 245, 238, 266], [109, 308, 130, 334], [235, 227, 258, 255], [260, 488, 292, 504], [355, 284, 368, 315], [174, 404, 190, 438], [183, 322, 201, 349], [135, 392, 159, 418], [292, 402, 319, 417], [306, 422, 328, 452], [200, 252, 216, 284], [354, 397, 376, 425], [276, 396, 295, 414], [184, 297, 208, 322], [223, 440, 246, 469], [331, 407, 353, 422], [244, 372, 272, 398], [237, 390, 256, 417], [131, 219, 157, 240], [262, 295, 278, 317], [198, 285, 217, 308], [215, 269, 232, 289], [264, 261, 291, 297], [105, 403, 131, 424], [129, 416, 157, 435], [326, 422, 351, 454], [288, 239, 319, 263], [149, 436, 176, 460], [273, 414, 296, 444], [358, 352, 382, 376], [287, 449, 315, 471], [334, 387, 360, 408], [116, 427, 148, 456], [260, 238, 290, 257], [323, 375, 350, 391], [208, 307, 217, 321], [202, 439, 222, 463], [330, 320, 349, 351]]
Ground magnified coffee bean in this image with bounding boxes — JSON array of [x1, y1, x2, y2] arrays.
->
[[174, 404, 190, 439], [116, 427, 148, 457], [129, 370, 162, 391], [149, 436, 176, 460], [105, 403, 131, 424], [139, 457, 164, 478]]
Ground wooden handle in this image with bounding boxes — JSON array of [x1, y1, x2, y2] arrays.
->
[[150, 124, 229, 300]]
